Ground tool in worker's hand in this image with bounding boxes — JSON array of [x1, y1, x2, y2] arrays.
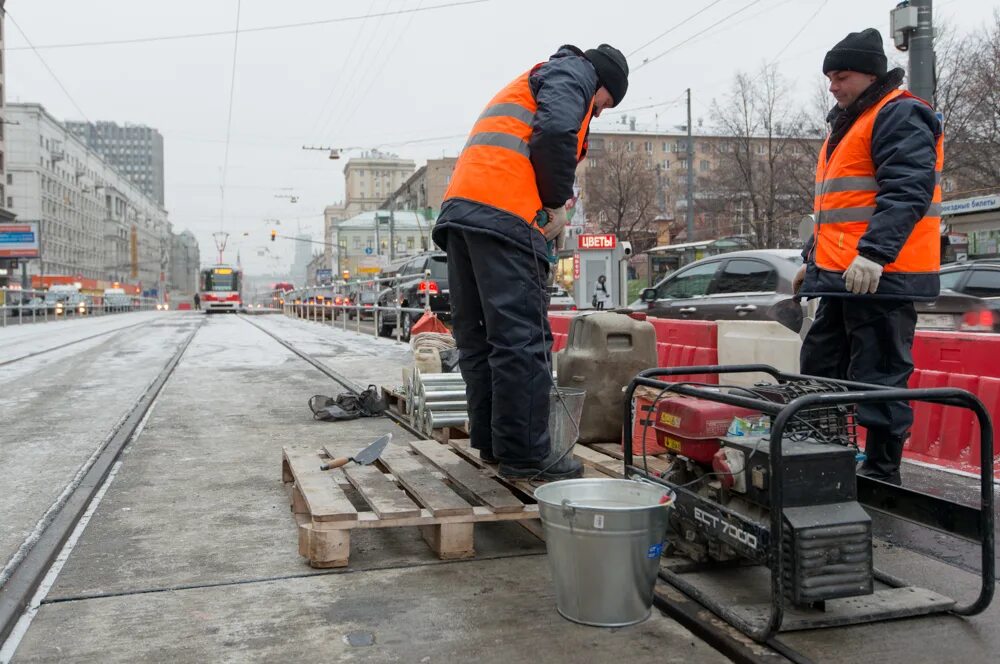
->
[[320, 433, 391, 470], [766, 297, 812, 339], [535, 209, 560, 265]]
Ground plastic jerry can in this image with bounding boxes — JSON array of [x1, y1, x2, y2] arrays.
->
[[556, 311, 658, 443]]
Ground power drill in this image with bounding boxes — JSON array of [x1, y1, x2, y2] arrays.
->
[[534, 210, 559, 265]]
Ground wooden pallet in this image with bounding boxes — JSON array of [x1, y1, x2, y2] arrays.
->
[[447, 438, 674, 481], [282, 443, 540, 568], [381, 384, 408, 417]]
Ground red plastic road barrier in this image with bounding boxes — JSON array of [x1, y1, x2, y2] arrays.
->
[[912, 331, 1000, 380], [906, 369, 1000, 478], [647, 318, 719, 385]]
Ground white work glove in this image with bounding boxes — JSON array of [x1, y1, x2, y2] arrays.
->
[[792, 265, 806, 295], [843, 255, 884, 295], [542, 206, 569, 241]]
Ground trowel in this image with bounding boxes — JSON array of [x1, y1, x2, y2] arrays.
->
[[320, 433, 391, 470], [766, 297, 813, 340]]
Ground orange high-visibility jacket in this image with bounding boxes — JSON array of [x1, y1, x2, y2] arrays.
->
[[443, 65, 594, 232], [807, 88, 943, 299]]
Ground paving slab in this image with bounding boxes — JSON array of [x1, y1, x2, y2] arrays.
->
[[14, 556, 727, 664], [43, 315, 540, 601]]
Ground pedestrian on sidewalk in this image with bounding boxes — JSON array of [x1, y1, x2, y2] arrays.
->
[[432, 44, 629, 480], [592, 274, 611, 310], [193, 292, 201, 310], [794, 28, 943, 485]]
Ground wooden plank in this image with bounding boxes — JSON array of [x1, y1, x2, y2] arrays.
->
[[409, 440, 525, 514], [590, 443, 673, 476], [313, 504, 540, 530], [343, 464, 422, 519], [283, 447, 358, 522], [379, 448, 474, 517], [571, 444, 626, 478]]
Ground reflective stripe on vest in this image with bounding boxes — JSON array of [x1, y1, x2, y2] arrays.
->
[[812, 88, 944, 275], [444, 66, 595, 228]]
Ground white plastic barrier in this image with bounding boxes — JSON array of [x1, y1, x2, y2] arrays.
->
[[716, 320, 801, 387]]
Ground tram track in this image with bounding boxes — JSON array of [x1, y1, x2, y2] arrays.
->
[[0, 319, 203, 646], [0, 317, 159, 368]]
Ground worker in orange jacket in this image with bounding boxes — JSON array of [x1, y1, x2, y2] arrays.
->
[[795, 29, 943, 485], [432, 44, 628, 480]]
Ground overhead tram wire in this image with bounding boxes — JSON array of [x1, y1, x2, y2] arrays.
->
[[768, 0, 829, 64], [219, 0, 243, 233], [315, 0, 409, 145], [634, 0, 764, 73], [333, 0, 426, 144], [301, 0, 383, 142], [6, 0, 491, 51], [5, 12, 91, 124], [627, 0, 726, 57]]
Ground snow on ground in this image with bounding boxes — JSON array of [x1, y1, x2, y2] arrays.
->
[[0, 316, 198, 575], [0, 311, 167, 362]]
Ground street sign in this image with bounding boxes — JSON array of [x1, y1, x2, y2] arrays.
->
[[364, 247, 373, 255], [358, 256, 381, 274], [0, 222, 40, 259], [317, 268, 333, 283], [578, 234, 617, 250], [573, 253, 580, 278]]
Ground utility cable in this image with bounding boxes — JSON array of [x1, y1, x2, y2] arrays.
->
[[634, 0, 763, 72], [219, 0, 243, 232], [628, 0, 726, 57], [7, 0, 490, 51], [333, 0, 425, 145], [5, 12, 91, 124], [301, 0, 383, 142], [317, 0, 409, 145], [768, 0, 828, 64]]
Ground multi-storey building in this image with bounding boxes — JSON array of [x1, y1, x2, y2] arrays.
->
[[322, 151, 416, 272], [335, 210, 434, 277], [66, 120, 165, 206], [380, 157, 457, 218], [0, 1, 12, 226], [169, 229, 200, 295], [579, 119, 822, 245], [6, 103, 172, 289]]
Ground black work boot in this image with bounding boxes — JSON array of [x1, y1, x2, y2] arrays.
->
[[498, 456, 583, 481], [478, 448, 498, 464], [859, 430, 906, 486]]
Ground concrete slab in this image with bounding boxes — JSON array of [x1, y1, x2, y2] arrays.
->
[[14, 556, 727, 664], [0, 317, 197, 573], [44, 315, 540, 601]]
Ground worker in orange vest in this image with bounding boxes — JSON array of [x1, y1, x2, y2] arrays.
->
[[795, 28, 943, 485], [432, 44, 628, 480]]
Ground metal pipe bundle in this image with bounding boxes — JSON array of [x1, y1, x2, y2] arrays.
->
[[409, 369, 468, 435]]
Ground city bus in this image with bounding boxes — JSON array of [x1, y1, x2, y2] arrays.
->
[[200, 265, 243, 313]]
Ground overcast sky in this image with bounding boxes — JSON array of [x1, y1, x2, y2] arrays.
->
[[5, 0, 994, 276]]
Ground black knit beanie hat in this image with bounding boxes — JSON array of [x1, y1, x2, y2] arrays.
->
[[584, 44, 629, 106], [822, 28, 888, 77]]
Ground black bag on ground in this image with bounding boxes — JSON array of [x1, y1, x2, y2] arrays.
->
[[438, 348, 461, 373], [309, 385, 386, 421]]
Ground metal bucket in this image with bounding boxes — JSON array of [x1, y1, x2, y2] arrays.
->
[[534, 479, 673, 627], [548, 387, 585, 462]]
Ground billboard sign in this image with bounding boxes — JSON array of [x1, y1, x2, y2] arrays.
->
[[578, 234, 617, 250], [0, 222, 40, 259]]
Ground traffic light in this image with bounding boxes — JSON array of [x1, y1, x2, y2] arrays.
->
[[342, 270, 351, 280], [270, 230, 276, 242]]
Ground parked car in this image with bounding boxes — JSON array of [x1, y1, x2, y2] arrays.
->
[[548, 286, 577, 311], [635, 249, 1000, 333], [348, 289, 379, 321], [377, 252, 450, 339], [104, 288, 132, 312], [637, 249, 804, 322]]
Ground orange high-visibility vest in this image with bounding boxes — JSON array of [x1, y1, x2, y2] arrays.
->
[[812, 89, 943, 289], [444, 65, 594, 230]]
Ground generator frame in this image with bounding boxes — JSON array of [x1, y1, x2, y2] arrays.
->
[[623, 363, 995, 642]]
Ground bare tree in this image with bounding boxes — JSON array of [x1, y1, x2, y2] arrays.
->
[[583, 142, 660, 251], [702, 65, 818, 248], [936, 14, 1000, 196]]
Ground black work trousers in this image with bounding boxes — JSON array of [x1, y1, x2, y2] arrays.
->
[[445, 227, 552, 464], [799, 297, 917, 480]]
